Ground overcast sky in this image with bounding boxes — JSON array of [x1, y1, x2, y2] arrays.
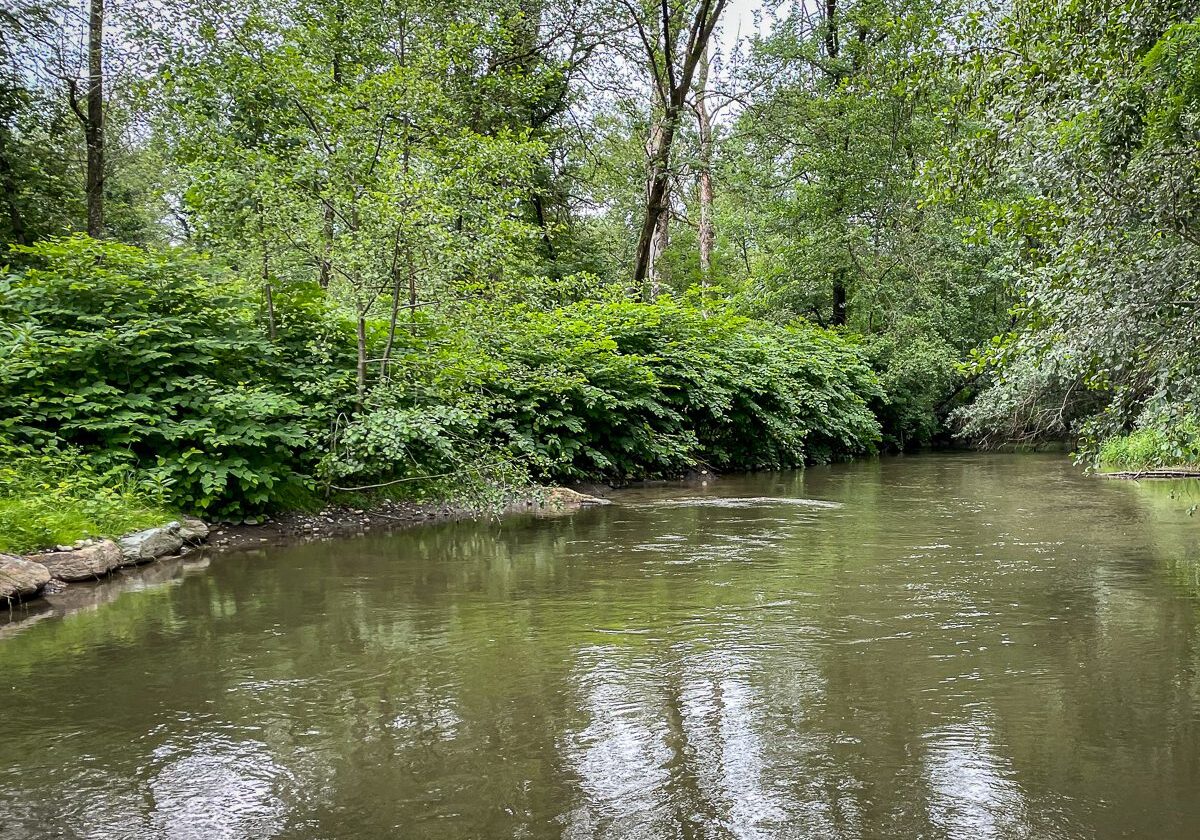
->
[[719, 0, 770, 54]]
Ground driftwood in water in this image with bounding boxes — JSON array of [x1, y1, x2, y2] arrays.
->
[[1099, 468, 1200, 480]]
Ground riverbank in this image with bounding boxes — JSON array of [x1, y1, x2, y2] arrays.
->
[[208, 486, 614, 552], [1, 486, 611, 608]]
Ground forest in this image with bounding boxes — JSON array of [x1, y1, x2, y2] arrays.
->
[[1, 0, 1198, 549]]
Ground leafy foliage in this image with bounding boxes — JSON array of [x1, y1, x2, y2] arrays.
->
[[13, 0, 1188, 549], [0, 236, 338, 516], [1098, 410, 1200, 472], [325, 300, 883, 487], [947, 1, 1200, 457]]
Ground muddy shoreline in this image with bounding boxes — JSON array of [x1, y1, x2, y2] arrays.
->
[[208, 494, 576, 552]]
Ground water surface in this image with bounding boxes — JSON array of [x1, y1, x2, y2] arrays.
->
[[3, 453, 1200, 839]]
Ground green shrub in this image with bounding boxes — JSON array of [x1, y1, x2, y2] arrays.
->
[[496, 300, 881, 476], [325, 299, 882, 487], [865, 332, 963, 450], [1, 238, 884, 518], [0, 236, 337, 517]]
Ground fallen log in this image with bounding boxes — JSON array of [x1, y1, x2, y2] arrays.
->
[[1098, 468, 1200, 480]]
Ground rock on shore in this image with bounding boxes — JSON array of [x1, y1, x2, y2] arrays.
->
[[37, 540, 124, 582], [118, 522, 185, 565], [1, 554, 52, 602], [540, 487, 612, 510], [9, 517, 214, 604], [178, 518, 209, 544]]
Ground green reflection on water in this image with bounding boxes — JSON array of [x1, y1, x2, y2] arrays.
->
[[3, 453, 1200, 839]]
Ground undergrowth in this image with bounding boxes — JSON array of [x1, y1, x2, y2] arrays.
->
[[0, 444, 175, 554], [1096, 412, 1200, 472]]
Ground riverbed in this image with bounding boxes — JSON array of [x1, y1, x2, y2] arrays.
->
[[3, 453, 1200, 839]]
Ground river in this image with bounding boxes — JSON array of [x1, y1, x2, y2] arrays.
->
[[3, 453, 1200, 839]]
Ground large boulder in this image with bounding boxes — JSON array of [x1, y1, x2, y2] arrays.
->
[[118, 522, 184, 565], [36, 540, 123, 582], [177, 517, 210, 544], [1, 555, 51, 602]]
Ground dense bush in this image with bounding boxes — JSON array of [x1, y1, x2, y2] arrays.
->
[[326, 300, 883, 486], [1, 238, 884, 535], [0, 236, 345, 517], [865, 333, 964, 451]]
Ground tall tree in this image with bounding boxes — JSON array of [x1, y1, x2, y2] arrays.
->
[[821, 0, 846, 326], [622, 0, 727, 287], [159, 0, 550, 404], [84, 0, 103, 236], [694, 40, 714, 287], [950, 0, 1200, 454]]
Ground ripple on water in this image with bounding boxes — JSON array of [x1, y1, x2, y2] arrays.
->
[[146, 735, 292, 839], [624, 496, 843, 510]]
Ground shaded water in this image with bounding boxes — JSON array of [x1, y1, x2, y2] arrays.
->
[[3, 453, 1200, 839]]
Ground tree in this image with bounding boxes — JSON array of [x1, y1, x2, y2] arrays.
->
[[81, 0, 103, 236], [719, 0, 1008, 445], [158, 0, 549, 405], [694, 40, 715, 288], [621, 0, 727, 289], [949, 0, 1200, 456]]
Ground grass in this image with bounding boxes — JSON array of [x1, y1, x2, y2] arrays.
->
[[0, 447, 177, 555], [1097, 418, 1200, 473], [0, 497, 173, 555]]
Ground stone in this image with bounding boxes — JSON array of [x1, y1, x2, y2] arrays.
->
[[0, 554, 51, 602], [177, 517, 210, 544], [36, 539, 124, 582], [541, 486, 612, 510], [118, 522, 184, 565]]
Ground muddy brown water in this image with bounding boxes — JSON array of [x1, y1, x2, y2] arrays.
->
[[3, 453, 1200, 839]]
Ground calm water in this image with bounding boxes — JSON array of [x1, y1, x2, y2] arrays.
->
[[3, 453, 1200, 839]]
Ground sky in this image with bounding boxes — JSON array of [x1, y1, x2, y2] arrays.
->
[[720, 0, 771, 54]]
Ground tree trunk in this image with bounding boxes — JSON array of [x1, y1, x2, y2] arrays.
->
[[85, 0, 104, 237], [647, 180, 670, 299], [407, 249, 417, 334], [355, 315, 368, 409], [262, 249, 276, 340], [645, 115, 673, 298], [0, 138, 26, 244], [647, 212, 670, 299], [629, 0, 728, 285], [319, 20, 342, 289], [832, 277, 847, 326], [634, 110, 678, 285], [695, 43, 715, 289], [824, 0, 847, 327], [531, 191, 558, 269], [381, 248, 403, 380], [319, 204, 334, 288], [823, 0, 839, 63]]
